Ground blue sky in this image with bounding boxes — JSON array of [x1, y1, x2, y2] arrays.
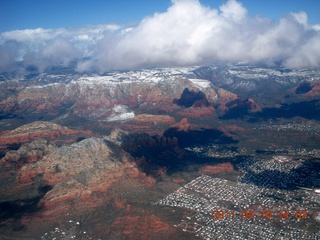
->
[[2, 0, 171, 32], [0, 0, 320, 72], [1, 0, 320, 32]]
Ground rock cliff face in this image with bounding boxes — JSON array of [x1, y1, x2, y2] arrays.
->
[[173, 88, 210, 108], [164, 119, 237, 148], [0, 121, 93, 165], [221, 98, 261, 119], [17, 138, 136, 186], [296, 81, 320, 98], [0, 69, 242, 130], [0, 121, 92, 145], [0, 133, 155, 236], [0, 115, 182, 240], [20, 138, 152, 222], [1, 139, 55, 172], [0, 75, 215, 121], [170, 118, 191, 132], [226, 98, 261, 112], [2, 65, 318, 238]]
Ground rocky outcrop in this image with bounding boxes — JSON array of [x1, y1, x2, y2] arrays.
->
[[173, 88, 209, 108], [121, 132, 183, 161], [221, 98, 261, 119], [0, 137, 154, 230], [218, 88, 238, 101], [0, 76, 200, 121], [247, 98, 261, 112], [107, 128, 130, 146], [295, 82, 313, 94], [0, 121, 92, 145], [17, 138, 133, 185], [0, 83, 72, 113], [298, 82, 320, 98], [177, 106, 215, 119], [170, 118, 191, 131], [1, 139, 55, 171], [111, 211, 171, 240], [172, 88, 216, 120], [0, 72, 237, 125], [164, 120, 237, 148]]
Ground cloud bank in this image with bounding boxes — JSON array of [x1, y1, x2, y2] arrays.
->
[[1, 0, 320, 73]]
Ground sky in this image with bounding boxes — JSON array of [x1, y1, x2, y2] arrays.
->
[[0, 0, 320, 72], [1, 0, 320, 32]]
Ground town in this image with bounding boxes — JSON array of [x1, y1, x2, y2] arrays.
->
[[156, 175, 320, 239]]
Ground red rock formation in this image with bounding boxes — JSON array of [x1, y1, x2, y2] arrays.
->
[[112, 210, 171, 240], [177, 106, 215, 119], [114, 114, 177, 134], [173, 88, 209, 108], [0, 130, 10, 137], [1, 139, 55, 171], [0, 121, 92, 145], [0, 73, 239, 126], [304, 82, 320, 98], [224, 97, 261, 114], [120, 131, 183, 161], [246, 98, 262, 112], [199, 162, 234, 174], [218, 88, 238, 101], [134, 114, 175, 123], [217, 88, 238, 111], [7, 137, 158, 228], [170, 118, 190, 131]]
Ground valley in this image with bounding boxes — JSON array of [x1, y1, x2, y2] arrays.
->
[[0, 64, 319, 239]]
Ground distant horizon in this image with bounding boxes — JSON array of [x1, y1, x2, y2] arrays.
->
[[4, 61, 318, 76]]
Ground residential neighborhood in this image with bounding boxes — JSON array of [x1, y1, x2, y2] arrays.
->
[[156, 175, 320, 239]]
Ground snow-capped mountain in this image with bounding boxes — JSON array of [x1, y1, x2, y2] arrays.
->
[[193, 64, 320, 96]]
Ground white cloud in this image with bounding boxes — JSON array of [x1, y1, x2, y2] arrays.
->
[[1, 28, 56, 43], [0, 24, 121, 72], [0, 44, 17, 71], [219, 0, 247, 22], [0, 0, 319, 73], [78, 0, 320, 72], [284, 36, 320, 69], [23, 38, 82, 72]]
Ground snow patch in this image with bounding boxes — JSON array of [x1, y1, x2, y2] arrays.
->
[[106, 105, 135, 122], [188, 78, 211, 89], [107, 112, 135, 122]]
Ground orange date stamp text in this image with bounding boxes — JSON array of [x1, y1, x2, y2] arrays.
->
[[212, 209, 308, 220]]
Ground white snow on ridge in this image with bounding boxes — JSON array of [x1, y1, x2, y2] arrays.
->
[[14, 67, 198, 92], [188, 78, 211, 89], [112, 104, 128, 113], [25, 82, 62, 89], [106, 104, 135, 122], [227, 66, 320, 80], [73, 67, 196, 85], [106, 112, 135, 122], [16, 65, 320, 93]]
